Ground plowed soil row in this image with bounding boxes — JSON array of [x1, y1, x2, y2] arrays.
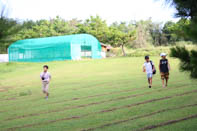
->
[[0, 80, 185, 102], [81, 104, 197, 131], [5, 84, 188, 121], [0, 79, 131, 99], [5, 90, 197, 131], [135, 114, 197, 131]]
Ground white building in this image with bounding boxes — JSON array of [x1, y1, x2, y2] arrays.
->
[[0, 54, 9, 62]]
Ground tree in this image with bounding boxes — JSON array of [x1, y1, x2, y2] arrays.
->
[[170, 46, 197, 78], [165, 0, 197, 41], [0, 3, 21, 53], [149, 22, 163, 46], [109, 27, 135, 56], [15, 16, 80, 40], [165, 0, 197, 20], [164, 0, 197, 78], [132, 20, 152, 48], [162, 19, 192, 44], [77, 16, 110, 43]]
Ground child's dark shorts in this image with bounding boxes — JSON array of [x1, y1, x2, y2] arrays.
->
[[160, 72, 169, 80]]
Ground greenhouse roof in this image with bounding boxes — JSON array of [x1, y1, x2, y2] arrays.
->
[[10, 34, 99, 49]]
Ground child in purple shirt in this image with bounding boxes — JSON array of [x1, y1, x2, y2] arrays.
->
[[40, 65, 51, 99]]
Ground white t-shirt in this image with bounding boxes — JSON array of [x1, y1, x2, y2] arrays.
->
[[40, 72, 51, 82], [143, 61, 153, 74]]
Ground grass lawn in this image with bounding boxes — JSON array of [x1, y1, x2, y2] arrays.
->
[[0, 57, 197, 131]]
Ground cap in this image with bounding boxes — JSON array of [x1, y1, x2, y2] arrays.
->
[[160, 53, 167, 57]]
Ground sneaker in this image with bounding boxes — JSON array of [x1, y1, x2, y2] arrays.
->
[[163, 85, 166, 88], [149, 86, 151, 88], [45, 96, 48, 100]]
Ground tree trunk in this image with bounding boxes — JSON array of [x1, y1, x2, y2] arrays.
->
[[121, 44, 126, 56]]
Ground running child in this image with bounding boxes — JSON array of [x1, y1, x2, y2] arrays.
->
[[159, 53, 170, 88], [143, 56, 155, 88], [40, 65, 51, 99]]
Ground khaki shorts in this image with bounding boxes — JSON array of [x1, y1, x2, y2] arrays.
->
[[42, 81, 49, 93], [161, 72, 169, 80]]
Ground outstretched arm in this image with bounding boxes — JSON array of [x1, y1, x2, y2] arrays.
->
[[49, 74, 51, 81], [40, 74, 43, 81], [152, 62, 155, 71], [153, 65, 155, 71], [143, 66, 146, 72], [168, 62, 171, 71]]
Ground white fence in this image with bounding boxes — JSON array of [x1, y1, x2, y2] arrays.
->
[[0, 54, 8, 62]]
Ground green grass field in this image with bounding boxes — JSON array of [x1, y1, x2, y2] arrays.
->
[[0, 57, 197, 131]]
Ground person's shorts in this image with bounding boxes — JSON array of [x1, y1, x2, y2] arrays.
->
[[42, 81, 49, 93], [147, 73, 153, 79], [161, 72, 169, 80]]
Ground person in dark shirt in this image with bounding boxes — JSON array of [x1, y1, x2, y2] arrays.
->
[[159, 53, 170, 88]]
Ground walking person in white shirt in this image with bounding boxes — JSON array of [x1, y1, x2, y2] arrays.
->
[[40, 65, 51, 99], [143, 56, 156, 88]]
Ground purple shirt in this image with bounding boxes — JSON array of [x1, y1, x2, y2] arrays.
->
[[40, 72, 51, 82]]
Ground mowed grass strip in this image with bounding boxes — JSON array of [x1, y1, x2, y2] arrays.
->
[[101, 105, 197, 131], [0, 80, 189, 114], [81, 103, 197, 131], [150, 117, 197, 131], [81, 93, 197, 131], [0, 78, 188, 115], [2, 85, 197, 131], [5, 88, 197, 131], [2, 83, 193, 121], [0, 57, 180, 99], [0, 77, 149, 103], [0, 57, 197, 131], [134, 114, 197, 131], [0, 58, 188, 105], [0, 80, 187, 116]]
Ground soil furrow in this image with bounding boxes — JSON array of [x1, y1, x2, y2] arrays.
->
[[2, 82, 190, 114], [5, 84, 188, 121], [49, 87, 142, 104], [0, 79, 132, 99], [4, 90, 197, 131], [134, 114, 197, 131], [81, 103, 197, 131], [0, 80, 133, 102], [0, 80, 186, 103]]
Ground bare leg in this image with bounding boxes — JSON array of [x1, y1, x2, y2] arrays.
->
[[148, 78, 152, 88], [165, 78, 168, 87], [148, 78, 150, 85], [150, 78, 152, 86], [44, 83, 49, 99], [162, 79, 165, 88], [44, 92, 49, 100]]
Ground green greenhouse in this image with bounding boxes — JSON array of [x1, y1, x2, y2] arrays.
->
[[8, 34, 102, 62]]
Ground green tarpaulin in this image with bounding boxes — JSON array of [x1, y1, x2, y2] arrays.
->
[[8, 34, 102, 62]]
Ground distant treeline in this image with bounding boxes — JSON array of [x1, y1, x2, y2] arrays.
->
[[0, 15, 193, 54]]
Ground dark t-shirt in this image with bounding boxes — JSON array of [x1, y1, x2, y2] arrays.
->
[[160, 59, 169, 73]]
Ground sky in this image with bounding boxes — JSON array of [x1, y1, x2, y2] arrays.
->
[[0, 0, 178, 24]]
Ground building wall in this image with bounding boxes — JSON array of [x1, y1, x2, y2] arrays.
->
[[0, 54, 8, 62]]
